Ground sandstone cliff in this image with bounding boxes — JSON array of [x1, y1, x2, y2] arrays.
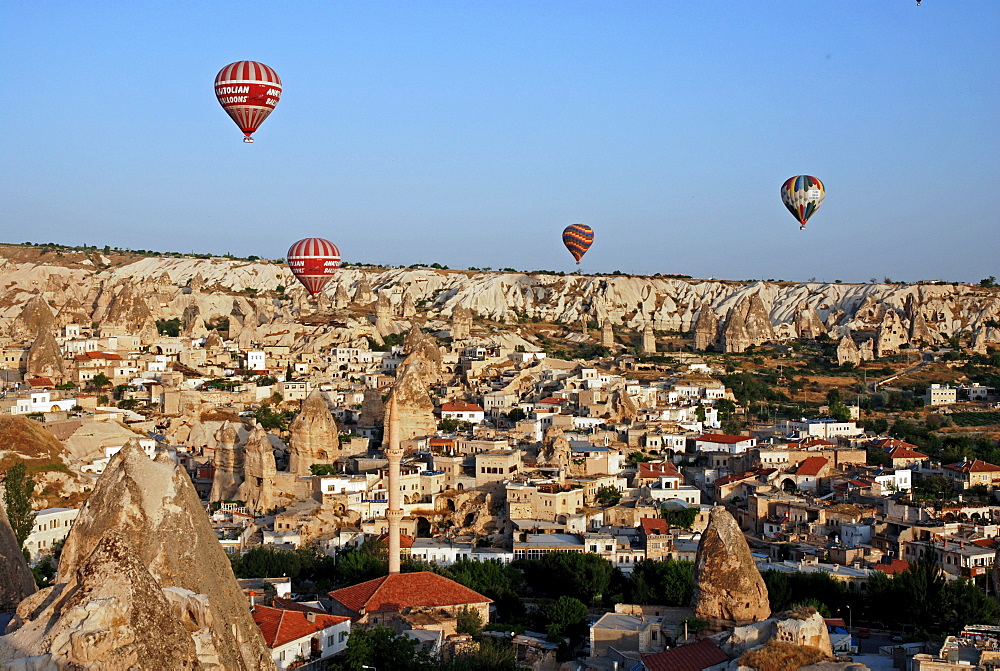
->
[[692, 506, 771, 631], [0, 500, 36, 612], [47, 440, 273, 669], [287, 389, 343, 475]]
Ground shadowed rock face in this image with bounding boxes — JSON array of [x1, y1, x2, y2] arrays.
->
[[0, 531, 201, 668], [288, 389, 343, 475], [48, 441, 274, 669], [238, 425, 277, 514], [692, 506, 771, 632], [0, 501, 36, 612]]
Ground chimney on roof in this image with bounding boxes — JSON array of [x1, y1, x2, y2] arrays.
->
[[306, 611, 316, 623]]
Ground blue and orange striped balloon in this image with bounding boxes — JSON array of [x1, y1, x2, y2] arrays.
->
[[562, 224, 594, 264]]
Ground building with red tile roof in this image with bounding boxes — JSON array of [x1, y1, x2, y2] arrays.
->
[[252, 604, 350, 669], [328, 571, 491, 633], [695, 433, 756, 454], [943, 459, 1000, 490], [641, 637, 728, 671], [795, 456, 830, 477]]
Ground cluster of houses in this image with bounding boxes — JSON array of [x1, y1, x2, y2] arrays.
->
[[12, 310, 1000, 668]]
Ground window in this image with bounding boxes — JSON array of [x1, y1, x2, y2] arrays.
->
[[339, 630, 348, 643]]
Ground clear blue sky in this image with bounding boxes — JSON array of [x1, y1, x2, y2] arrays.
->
[[3, 1, 997, 283]]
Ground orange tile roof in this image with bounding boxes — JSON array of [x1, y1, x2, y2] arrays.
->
[[638, 462, 681, 479], [697, 433, 751, 444], [640, 518, 671, 536], [328, 571, 491, 616], [375, 532, 414, 549], [887, 444, 928, 461], [441, 401, 484, 412], [795, 456, 829, 476], [874, 559, 911, 575], [252, 604, 348, 648], [24, 377, 55, 387], [872, 437, 918, 450], [642, 638, 727, 671], [944, 459, 1000, 474]]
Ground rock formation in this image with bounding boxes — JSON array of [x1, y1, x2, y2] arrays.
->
[[836, 335, 860, 366], [401, 292, 417, 318], [209, 420, 244, 501], [722, 608, 833, 664], [287, 389, 343, 475], [353, 275, 374, 305], [721, 294, 775, 353], [238, 425, 278, 514], [102, 283, 158, 341], [358, 387, 386, 428], [692, 302, 719, 351], [5, 441, 274, 669], [26, 329, 68, 382], [641, 322, 656, 354], [383, 328, 441, 443], [601, 319, 615, 348], [794, 302, 827, 339], [692, 506, 771, 632], [875, 309, 907, 357], [10, 294, 55, 339], [1, 531, 202, 668], [451, 306, 472, 341], [0, 500, 36, 612], [332, 282, 350, 309]]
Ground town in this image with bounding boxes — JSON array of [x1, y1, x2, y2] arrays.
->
[[3, 246, 1000, 669]]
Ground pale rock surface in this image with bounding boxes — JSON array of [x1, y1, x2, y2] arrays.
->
[[353, 275, 374, 305], [0, 500, 36, 612], [876, 309, 907, 356], [692, 506, 770, 631], [836, 335, 861, 366], [238, 425, 278, 514], [794, 302, 827, 339], [25, 330, 67, 382], [720, 608, 833, 661], [52, 440, 273, 669], [10, 294, 55, 339], [358, 387, 386, 428], [720, 294, 775, 353], [288, 389, 344, 475], [692, 301, 719, 351], [0, 531, 201, 669], [209, 420, 244, 501]]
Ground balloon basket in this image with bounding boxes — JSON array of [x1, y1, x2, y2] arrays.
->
[[799, 225, 806, 230], [243, 137, 254, 143]]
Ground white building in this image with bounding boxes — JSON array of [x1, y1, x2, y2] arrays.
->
[[695, 433, 756, 454], [11, 391, 78, 415], [253, 604, 351, 669], [926, 384, 958, 406], [779, 419, 864, 439], [23, 508, 79, 562]]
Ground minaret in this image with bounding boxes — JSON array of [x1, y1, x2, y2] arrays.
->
[[385, 393, 404, 574]]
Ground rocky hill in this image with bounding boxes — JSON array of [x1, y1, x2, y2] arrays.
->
[[1, 244, 998, 355]]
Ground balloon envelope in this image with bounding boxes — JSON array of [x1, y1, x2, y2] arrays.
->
[[287, 238, 341, 296], [781, 175, 825, 230], [562, 224, 594, 264], [215, 61, 282, 142]]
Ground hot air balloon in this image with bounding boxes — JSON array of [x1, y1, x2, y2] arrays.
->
[[287, 238, 341, 296], [780, 175, 826, 230], [215, 61, 282, 143], [562, 224, 594, 264]]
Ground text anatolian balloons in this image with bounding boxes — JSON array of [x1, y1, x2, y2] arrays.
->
[[215, 61, 282, 143], [287, 238, 341, 296]]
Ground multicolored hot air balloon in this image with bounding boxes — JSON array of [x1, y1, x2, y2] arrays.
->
[[215, 61, 282, 143], [287, 238, 341, 296], [562, 224, 594, 264], [780, 175, 826, 230]]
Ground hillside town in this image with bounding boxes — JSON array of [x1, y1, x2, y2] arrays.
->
[[3, 248, 1000, 669]]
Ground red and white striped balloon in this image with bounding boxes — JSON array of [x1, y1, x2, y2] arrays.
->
[[215, 61, 282, 142], [287, 238, 341, 296]]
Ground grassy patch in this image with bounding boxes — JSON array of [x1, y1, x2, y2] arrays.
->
[[739, 641, 827, 671], [949, 412, 1000, 427]]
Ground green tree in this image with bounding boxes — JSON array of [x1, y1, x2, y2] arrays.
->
[[660, 506, 699, 529], [626, 559, 694, 606], [505, 408, 526, 422], [90, 373, 111, 388], [456, 605, 483, 636], [595, 485, 622, 506], [331, 625, 439, 671], [334, 539, 389, 585], [155, 318, 181, 337], [545, 596, 588, 637], [518, 552, 613, 604], [2, 462, 36, 549]]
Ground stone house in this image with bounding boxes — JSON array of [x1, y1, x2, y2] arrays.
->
[[252, 604, 350, 669], [327, 572, 491, 634]]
